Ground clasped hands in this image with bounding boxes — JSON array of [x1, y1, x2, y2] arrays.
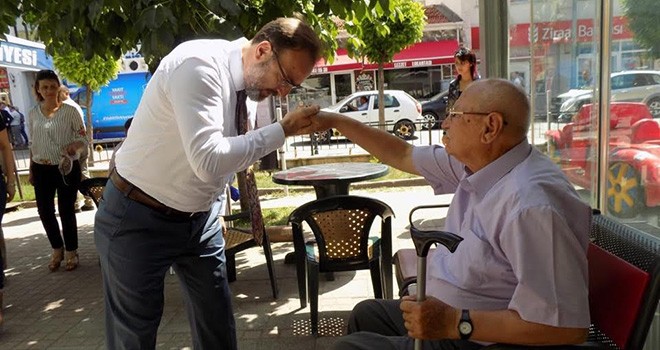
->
[[278, 104, 338, 137]]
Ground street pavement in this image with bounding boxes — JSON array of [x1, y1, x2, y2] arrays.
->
[[0, 181, 451, 350]]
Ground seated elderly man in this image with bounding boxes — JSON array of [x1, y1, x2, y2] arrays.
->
[[314, 79, 591, 349]]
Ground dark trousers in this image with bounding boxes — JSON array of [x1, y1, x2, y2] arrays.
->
[[94, 181, 236, 349], [332, 299, 483, 350], [31, 161, 81, 251]]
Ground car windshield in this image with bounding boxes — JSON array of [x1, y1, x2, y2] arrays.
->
[[327, 94, 363, 110], [429, 91, 448, 102]]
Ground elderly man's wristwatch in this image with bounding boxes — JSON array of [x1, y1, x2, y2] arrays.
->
[[458, 309, 473, 340]]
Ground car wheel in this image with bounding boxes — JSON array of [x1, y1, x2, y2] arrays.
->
[[421, 112, 439, 129], [607, 162, 645, 218], [393, 120, 415, 140], [312, 129, 333, 144], [647, 97, 660, 118]]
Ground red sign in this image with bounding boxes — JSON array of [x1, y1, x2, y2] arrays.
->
[[0, 68, 8, 89], [509, 16, 633, 47]]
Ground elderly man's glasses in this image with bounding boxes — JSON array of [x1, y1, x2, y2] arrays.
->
[[447, 109, 508, 125], [271, 46, 302, 90]]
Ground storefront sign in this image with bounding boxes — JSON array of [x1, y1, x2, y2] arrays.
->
[[510, 16, 633, 46], [0, 40, 54, 71]]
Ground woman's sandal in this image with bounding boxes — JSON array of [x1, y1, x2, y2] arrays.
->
[[48, 248, 64, 272], [64, 250, 79, 271]]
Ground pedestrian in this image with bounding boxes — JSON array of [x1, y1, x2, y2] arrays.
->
[[94, 17, 323, 349], [8, 106, 28, 147], [0, 110, 17, 331], [447, 47, 480, 110], [28, 69, 87, 272], [58, 86, 94, 211], [316, 79, 591, 349]]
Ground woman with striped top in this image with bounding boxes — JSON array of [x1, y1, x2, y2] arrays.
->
[[28, 70, 87, 272]]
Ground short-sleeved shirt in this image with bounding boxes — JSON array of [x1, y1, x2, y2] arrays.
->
[[412, 140, 591, 328], [29, 103, 87, 165]]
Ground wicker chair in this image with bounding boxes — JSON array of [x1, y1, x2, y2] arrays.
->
[[288, 195, 395, 335], [78, 177, 109, 208], [224, 166, 278, 299]]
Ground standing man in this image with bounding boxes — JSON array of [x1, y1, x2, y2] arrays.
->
[[94, 17, 323, 349]]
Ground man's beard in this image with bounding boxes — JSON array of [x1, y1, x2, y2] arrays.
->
[[244, 59, 273, 102]]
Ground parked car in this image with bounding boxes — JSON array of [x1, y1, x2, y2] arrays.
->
[[420, 91, 449, 129], [546, 102, 659, 218], [557, 70, 660, 122], [316, 90, 422, 141]]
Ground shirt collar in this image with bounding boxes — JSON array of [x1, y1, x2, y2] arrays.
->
[[228, 38, 249, 92], [463, 139, 532, 198]]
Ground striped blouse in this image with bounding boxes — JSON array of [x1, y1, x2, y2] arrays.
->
[[29, 103, 87, 165]]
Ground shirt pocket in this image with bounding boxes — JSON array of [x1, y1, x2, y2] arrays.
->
[[441, 228, 495, 290]]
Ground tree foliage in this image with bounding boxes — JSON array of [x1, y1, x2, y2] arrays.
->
[[623, 0, 660, 57], [53, 51, 120, 160], [3, 0, 393, 70], [344, 0, 426, 126]]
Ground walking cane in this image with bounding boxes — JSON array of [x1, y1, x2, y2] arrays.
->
[[408, 206, 463, 350]]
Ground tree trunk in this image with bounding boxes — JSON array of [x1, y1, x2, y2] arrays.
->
[[85, 85, 94, 165], [377, 62, 386, 130]]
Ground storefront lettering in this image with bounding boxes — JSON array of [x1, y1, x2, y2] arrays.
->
[[312, 67, 328, 74], [519, 17, 631, 45], [0, 45, 38, 67], [394, 62, 406, 68], [411, 60, 432, 67]]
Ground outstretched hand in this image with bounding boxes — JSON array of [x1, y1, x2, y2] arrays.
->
[[279, 105, 321, 136], [400, 295, 459, 340]]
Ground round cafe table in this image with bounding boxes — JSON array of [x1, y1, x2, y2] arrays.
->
[[271, 162, 390, 199]]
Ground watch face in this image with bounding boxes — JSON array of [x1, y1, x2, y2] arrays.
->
[[459, 321, 473, 335]]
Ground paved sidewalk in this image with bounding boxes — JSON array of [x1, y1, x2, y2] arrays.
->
[[0, 185, 450, 350]]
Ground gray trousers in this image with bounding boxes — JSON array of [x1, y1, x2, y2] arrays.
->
[[332, 299, 482, 350], [94, 181, 236, 350]]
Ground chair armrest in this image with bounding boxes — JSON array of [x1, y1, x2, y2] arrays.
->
[[223, 211, 250, 222], [482, 342, 608, 349]]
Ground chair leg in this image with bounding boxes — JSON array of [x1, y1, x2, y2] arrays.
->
[[296, 250, 307, 309], [226, 253, 237, 282], [262, 235, 279, 299], [369, 260, 383, 299], [308, 262, 320, 336]]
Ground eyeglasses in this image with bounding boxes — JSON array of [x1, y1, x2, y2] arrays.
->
[[447, 109, 508, 125], [270, 44, 302, 90]]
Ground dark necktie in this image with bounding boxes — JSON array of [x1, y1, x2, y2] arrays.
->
[[235, 90, 248, 135], [234, 89, 265, 245]]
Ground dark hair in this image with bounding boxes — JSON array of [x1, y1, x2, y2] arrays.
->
[[34, 69, 61, 102], [454, 47, 478, 80], [252, 17, 323, 64]]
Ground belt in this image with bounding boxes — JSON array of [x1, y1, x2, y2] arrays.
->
[[110, 170, 203, 220]]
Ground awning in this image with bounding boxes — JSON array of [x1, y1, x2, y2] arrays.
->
[[0, 35, 54, 72], [312, 40, 459, 75]]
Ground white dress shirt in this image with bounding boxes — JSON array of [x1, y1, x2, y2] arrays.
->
[[115, 38, 286, 212]]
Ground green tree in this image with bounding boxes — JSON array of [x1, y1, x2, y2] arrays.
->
[[623, 0, 660, 57], [10, 0, 390, 68], [345, 0, 426, 130], [52, 51, 120, 162]]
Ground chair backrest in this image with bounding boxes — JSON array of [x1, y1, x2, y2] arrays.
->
[[235, 166, 265, 245], [79, 177, 109, 208], [288, 195, 394, 271], [589, 213, 660, 349]]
